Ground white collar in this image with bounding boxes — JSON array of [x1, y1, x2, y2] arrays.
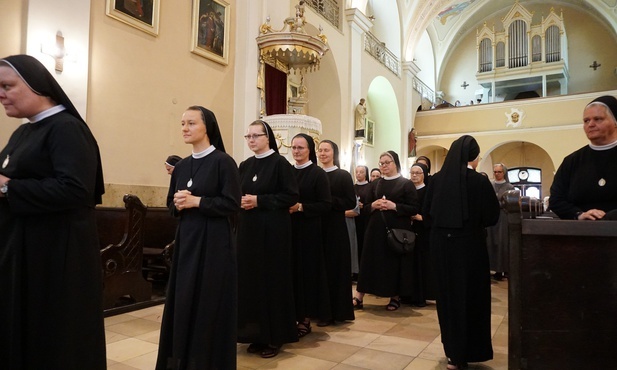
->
[[294, 160, 312, 169], [323, 165, 338, 172], [383, 173, 402, 180], [467, 164, 474, 170], [356, 180, 368, 185], [589, 139, 617, 151], [29, 105, 66, 123], [192, 145, 215, 159], [415, 183, 425, 190], [255, 149, 275, 158], [494, 179, 506, 184]]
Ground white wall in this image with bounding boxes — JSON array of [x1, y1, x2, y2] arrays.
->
[[26, 0, 91, 119]]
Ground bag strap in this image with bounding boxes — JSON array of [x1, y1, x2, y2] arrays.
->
[[380, 210, 392, 231]]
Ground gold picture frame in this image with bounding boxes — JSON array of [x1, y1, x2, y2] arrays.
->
[[365, 119, 375, 147], [106, 0, 160, 36], [191, 0, 230, 65]]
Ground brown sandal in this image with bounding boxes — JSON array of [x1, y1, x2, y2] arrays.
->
[[386, 298, 400, 311], [297, 321, 312, 338], [260, 345, 281, 358]]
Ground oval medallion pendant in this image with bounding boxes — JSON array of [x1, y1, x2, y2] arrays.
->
[[2, 155, 9, 169], [599, 178, 606, 187], [252, 174, 257, 182], [187, 179, 193, 187]]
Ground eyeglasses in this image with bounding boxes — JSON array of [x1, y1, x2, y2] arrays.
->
[[410, 171, 424, 175], [244, 133, 267, 140], [378, 160, 393, 167], [291, 146, 306, 151]]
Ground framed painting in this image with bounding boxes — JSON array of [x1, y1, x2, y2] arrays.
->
[[191, 0, 230, 65], [106, 0, 160, 36], [365, 119, 375, 147]]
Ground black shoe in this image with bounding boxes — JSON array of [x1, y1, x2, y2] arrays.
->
[[247, 343, 266, 354], [493, 272, 503, 281]]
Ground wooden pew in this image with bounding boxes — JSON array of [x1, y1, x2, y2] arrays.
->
[[97, 194, 152, 310], [142, 206, 178, 281], [505, 191, 617, 369]]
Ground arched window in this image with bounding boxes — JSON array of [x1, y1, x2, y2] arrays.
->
[[545, 25, 560, 63], [479, 38, 493, 72], [532, 35, 542, 62], [496, 42, 505, 68], [508, 20, 528, 68]]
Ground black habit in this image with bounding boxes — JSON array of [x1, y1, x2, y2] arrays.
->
[[408, 184, 437, 303], [550, 145, 617, 219], [353, 182, 371, 265], [237, 152, 299, 345], [156, 149, 241, 370], [322, 168, 357, 322], [0, 111, 106, 369], [291, 163, 332, 322], [357, 177, 419, 297], [424, 168, 499, 364]]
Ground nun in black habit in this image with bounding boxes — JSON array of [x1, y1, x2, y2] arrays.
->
[[354, 151, 419, 311], [289, 133, 332, 337], [237, 120, 299, 358], [423, 135, 499, 370], [0, 54, 106, 369], [406, 162, 436, 305], [352, 165, 371, 275], [156, 106, 241, 370], [317, 140, 357, 324]]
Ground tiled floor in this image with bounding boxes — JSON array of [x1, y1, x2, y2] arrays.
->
[[105, 280, 509, 369]]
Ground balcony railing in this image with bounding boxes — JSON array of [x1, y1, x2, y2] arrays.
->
[[305, 0, 340, 29], [363, 32, 400, 77], [412, 77, 435, 104]]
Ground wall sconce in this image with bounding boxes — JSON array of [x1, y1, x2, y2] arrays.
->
[[41, 31, 67, 72]]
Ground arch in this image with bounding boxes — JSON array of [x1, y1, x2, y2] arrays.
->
[[364, 76, 401, 169], [545, 25, 561, 63], [479, 37, 493, 72], [415, 30, 436, 93], [532, 35, 542, 62], [481, 141, 556, 199], [366, 0, 401, 57], [303, 24, 342, 145], [414, 144, 448, 174]]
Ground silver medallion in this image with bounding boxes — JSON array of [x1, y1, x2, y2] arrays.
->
[[599, 178, 606, 187], [252, 174, 257, 182], [187, 178, 193, 187], [2, 155, 8, 169]]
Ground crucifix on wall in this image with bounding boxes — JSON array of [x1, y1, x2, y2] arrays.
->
[[589, 61, 601, 71], [461, 81, 469, 89]]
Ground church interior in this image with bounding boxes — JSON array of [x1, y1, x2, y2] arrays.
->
[[2, 0, 617, 369]]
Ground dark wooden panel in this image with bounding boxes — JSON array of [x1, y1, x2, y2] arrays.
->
[[509, 216, 617, 369]]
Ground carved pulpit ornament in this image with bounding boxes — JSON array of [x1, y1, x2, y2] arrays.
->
[[256, 1, 329, 116], [256, 2, 329, 75]]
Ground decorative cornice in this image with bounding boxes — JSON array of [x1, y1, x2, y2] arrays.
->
[[345, 8, 373, 33]]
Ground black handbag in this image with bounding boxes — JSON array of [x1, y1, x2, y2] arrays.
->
[[380, 211, 415, 255]]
